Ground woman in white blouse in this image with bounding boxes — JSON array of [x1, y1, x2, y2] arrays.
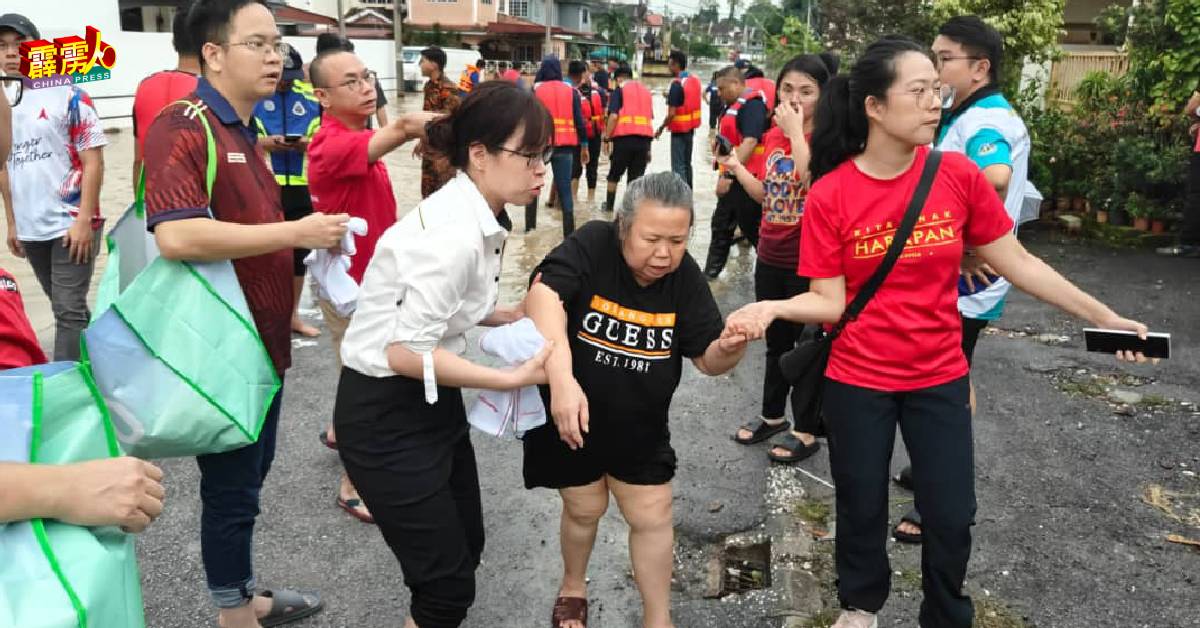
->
[[333, 81, 554, 628]]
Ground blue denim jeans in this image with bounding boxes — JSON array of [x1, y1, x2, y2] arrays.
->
[[670, 130, 695, 189], [197, 379, 284, 608], [550, 146, 576, 236]]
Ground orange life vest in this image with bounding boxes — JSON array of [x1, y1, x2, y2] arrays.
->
[[458, 65, 479, 93], [579, 88, 603, 140], [611, 80, 654, 138], [746, 77, 776, 112], [719, 89, 768, 178], [536, 81, 579, 147], [667, 73, 703, 133]]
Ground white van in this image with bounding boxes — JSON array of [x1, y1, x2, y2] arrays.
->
[[401, 46, 480, 92]]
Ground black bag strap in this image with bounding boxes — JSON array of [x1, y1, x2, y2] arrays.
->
[[827, 150, 943, 340]]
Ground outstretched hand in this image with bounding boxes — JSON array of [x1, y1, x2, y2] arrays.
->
[[1095, 315, 1159, 364]]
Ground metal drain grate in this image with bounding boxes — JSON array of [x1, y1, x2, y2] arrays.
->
[[720, 542, 771, 595]]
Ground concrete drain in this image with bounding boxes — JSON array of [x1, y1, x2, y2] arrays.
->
[[707, 540, 772, 597]]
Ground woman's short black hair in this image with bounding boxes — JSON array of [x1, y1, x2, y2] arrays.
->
[[668, 50, 687, 70], [567, 59, 587, 77], [423, 81, 552, 170], [614, 64, 634, 80], [421, 46, 447, 72], [937, 15, 1003, 85]]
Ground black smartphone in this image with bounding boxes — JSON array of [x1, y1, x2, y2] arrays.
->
[[1083, 328, 1171, 359], [284, 134, 302, 143], [715, 135, 733, 157]]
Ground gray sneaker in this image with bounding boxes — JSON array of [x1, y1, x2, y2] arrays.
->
[[832, 609, 878, 628]]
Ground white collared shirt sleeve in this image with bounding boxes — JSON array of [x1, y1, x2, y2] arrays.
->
[[387, 233, 476, 354]]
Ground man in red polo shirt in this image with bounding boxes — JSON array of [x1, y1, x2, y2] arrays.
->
[[131, 8, 199, 184], [305, 47, 437, 523], [140, 2, 348, 626]]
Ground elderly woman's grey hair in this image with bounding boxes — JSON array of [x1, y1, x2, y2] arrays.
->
[[615, 172, 695, 238]]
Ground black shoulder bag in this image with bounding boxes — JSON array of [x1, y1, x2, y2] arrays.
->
[[779, 150, 944, 432]]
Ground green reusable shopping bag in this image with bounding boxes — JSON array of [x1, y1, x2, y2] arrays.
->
[[83, 100, 281, 458], [0, 362, 145, 628]]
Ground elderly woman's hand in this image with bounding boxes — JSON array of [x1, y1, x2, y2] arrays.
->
[[550, 376, 589, 450]]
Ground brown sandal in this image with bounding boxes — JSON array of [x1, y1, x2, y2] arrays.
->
[[551, 596, 588, 627]]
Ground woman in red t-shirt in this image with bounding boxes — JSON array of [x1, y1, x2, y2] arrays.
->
[[728, 38, 1151, 628], [719, 54, 833, 464]]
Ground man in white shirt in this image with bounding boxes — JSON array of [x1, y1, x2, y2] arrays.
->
[[1, 13, 107, 361]]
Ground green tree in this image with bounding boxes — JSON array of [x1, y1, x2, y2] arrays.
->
[[766, 16, 822, 68], [743, 0, 784, 40], [1122, 0, 1200, 112], [596, 9, 634, 59]]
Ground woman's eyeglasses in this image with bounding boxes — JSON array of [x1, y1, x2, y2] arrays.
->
[[0, 75, 23, 107], [497, 145, 554, 168], [899, 83, 956, 109]]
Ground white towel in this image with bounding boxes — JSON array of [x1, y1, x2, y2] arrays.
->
[[303, 217, 369, 317], [468, 318, 548, 437]]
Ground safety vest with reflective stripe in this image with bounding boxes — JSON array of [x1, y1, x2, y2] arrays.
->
[[668, 73, 703, 133], [252, 80, 321, 186], [578, 88, 603, 139], [745, 77, 776, 112], [459, 65, 480, 93], [536, 81, 579, 147], [719, 89, 767, 179], [612, 80, 654, 138]]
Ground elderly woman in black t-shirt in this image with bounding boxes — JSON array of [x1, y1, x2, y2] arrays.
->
[[523, 172, 750, 628]]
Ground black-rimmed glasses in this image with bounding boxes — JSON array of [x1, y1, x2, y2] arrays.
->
[[497, 145, 553, 168]]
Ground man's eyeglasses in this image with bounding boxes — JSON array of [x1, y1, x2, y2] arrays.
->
[[935, 55, 981, 69], [0, 75, 23, 107], [899, 83, 956, 109], [497, 145, 553, 168], [224, 39, 291, 58], [328, 71, 377, 92]]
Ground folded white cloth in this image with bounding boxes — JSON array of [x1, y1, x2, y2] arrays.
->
[[303, 217, 369, 317], [468, 318, 547, 437]]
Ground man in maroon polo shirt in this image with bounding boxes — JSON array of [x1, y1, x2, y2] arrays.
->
[[140, 1, 348, 626], [305, 48, 437, 524]]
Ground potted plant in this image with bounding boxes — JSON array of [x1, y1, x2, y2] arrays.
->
[[1126, 192, 1150, 231]]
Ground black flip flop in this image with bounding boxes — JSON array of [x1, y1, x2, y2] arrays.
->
[[767, 432, 821, 464], [732, 420, 790, 445], [892, 466, 914, 491], [892, 508, 922, 544], [258, 588, 323, 627], [318, 430, 337, 451]]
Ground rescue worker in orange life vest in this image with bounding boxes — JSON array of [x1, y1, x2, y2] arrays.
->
[[568, 60, 605, 203], [703, 65, 768, 279], [602, 64, 654, 214], [528, 55, 589, 237], [655, 50, 703, 190]]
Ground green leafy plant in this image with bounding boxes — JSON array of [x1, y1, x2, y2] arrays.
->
[[766, 17, 822, 68]]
